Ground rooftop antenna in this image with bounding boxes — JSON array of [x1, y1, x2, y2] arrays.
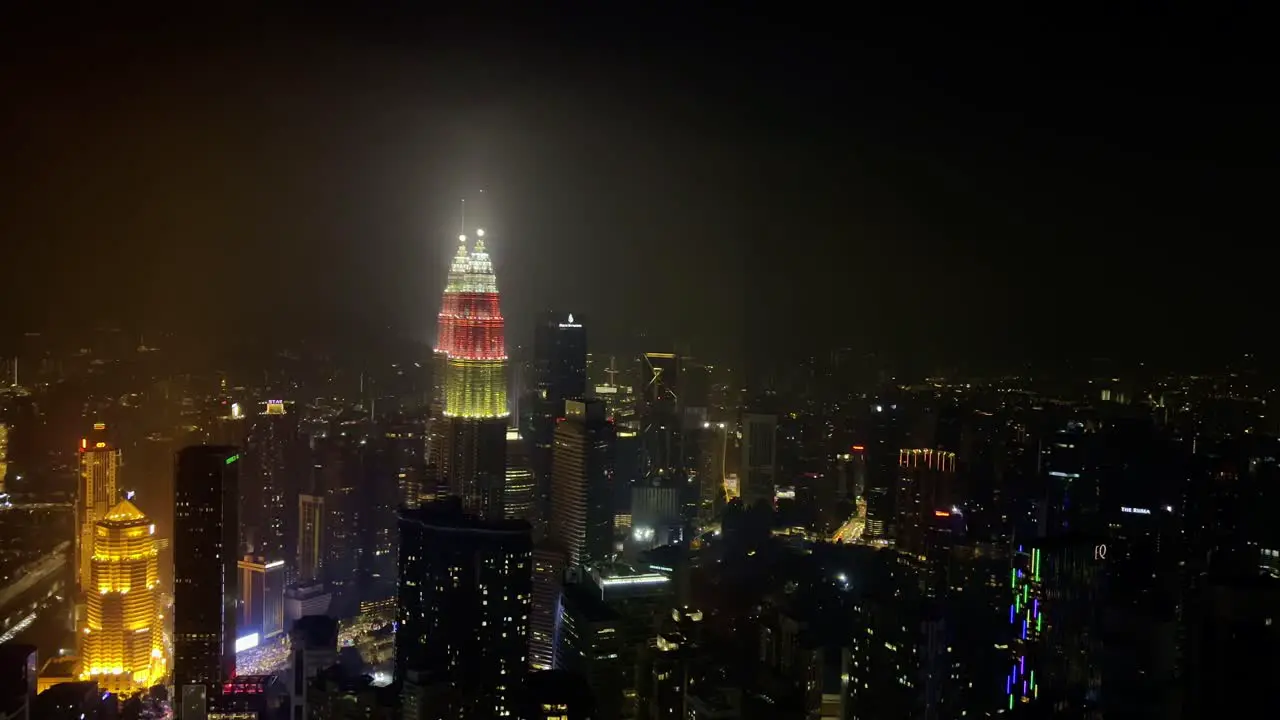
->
[[459, 198, 466, 236]]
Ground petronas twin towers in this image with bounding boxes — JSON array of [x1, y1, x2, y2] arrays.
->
[[432, 226, 510, 517], [436, 229, 509, 419]]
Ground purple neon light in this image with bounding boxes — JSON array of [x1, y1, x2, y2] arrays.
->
[[1022, 619, 1027, 640], [1020, 656, 1025, 672]]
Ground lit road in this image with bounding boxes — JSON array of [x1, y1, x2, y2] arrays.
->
[[830, 514, 864, 544]]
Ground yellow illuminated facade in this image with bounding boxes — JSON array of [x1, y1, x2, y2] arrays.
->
[[442, 357, 508, 419], [79, 499, 164, 695], [78, 427, 120, 591]]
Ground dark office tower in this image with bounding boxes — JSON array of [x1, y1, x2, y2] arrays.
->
[[313, 435, 362, 590], [739, 412, 778, 509], [550, 400, 616, 570], [1182, 573, 1280, 717], [1040, 423, 1102, 537], [638, 353, 682, 481], [432, 232, 509, 519], [529, 544, 568, 672], [864, 400, 906, 541], [382, 419, 427, 508], [555, 583, 625, 719], [527, 311, 588, 524], [895, 448, 959, 557], [695, 421, 731, 529], [396, 499, 532, 719], [534, 311, 588, 405], [173, 446, 240, 720], [0, 643, 37, 720], [240, 400, 302, 563]]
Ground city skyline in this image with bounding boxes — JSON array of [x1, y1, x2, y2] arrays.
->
[[0, 5, 1276, 719]]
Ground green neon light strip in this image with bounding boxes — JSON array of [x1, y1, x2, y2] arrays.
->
[[226, 455, 239, 465]]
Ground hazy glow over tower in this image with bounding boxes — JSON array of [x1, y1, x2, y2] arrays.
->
[[436, 229, 508, 419], [79, 499, 163, 695]]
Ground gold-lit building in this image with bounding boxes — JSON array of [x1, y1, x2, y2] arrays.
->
[[78, 423, 120, 591], [79, 499, 164, 695]]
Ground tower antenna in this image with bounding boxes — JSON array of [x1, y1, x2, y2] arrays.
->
[[460, 198, 466, 235]]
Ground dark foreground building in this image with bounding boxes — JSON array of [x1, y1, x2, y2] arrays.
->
[[396, 498, 532, 719]]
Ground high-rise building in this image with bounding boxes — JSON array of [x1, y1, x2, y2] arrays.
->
[[77, 423, 120, 592], [554, 583, 624, 719], [895, 448, 958, 557], [297, 494, 325, 584], [529, 544, 568, 672], [1006, 536, 1105, 715], [739, 413, 777, 509], [396, 499, 532, 719], [527, 312, 588, 518], [694, 421, 731, 530], [0, 643, 37, 720], [533, 311, 588, 410], [550, 400, 616, 571], [639, 353, 682, 482], [312, 435, 360, 589], [505, 427, 535, 522], [173, 446, 240, 720], [240, 400, 302, 563], [237, 556, 285, 642], [432, 230, 509, 519], [78, 499, 163, 695]]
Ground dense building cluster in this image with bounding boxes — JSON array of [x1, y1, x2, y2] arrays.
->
[[1, 227, 1276, 720]]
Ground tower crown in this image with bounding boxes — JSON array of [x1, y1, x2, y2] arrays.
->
[[434, 216, 508, 418]]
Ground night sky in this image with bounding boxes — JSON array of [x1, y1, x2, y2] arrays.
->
[[1, 6, 1272, 370]]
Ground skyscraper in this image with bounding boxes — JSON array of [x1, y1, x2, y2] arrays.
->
[[432, 229, 509, 519], [639, 353, 682, 481], [297, 494, 324, 584], [79, 499, 163, 695], [396, 499, 532, 718], [527, 311, 588, 525], [528, 544, 568, 672], [534, 311, 588, 407], [550, 399, 616, 570], [895, 448, 958, 558], [238, 556, 285, 643], [505, 427, 535, 522], [739, 413, 778, 509], [78, 423, 120, 592], [240, 400, 301, 563], [173, 446, 239, 720]]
